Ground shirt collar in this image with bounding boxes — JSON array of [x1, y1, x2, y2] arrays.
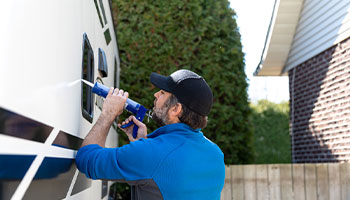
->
[[148, 123, 202, 138]]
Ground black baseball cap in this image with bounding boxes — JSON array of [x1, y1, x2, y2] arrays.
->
[[150, 69, 213, 116]]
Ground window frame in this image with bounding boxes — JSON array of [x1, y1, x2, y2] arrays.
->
[[81, 33, 95, 123]]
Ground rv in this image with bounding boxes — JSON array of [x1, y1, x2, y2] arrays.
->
[[0, 0, 120, 199]]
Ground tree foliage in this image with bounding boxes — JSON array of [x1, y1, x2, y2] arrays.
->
[[112, 0, 254, 164], [250, 100, 291, 164]]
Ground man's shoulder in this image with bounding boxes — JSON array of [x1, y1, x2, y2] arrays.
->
[[200, 135, 224, 156]]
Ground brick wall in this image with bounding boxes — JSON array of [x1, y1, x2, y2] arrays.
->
[[289, 37, 350, 163]]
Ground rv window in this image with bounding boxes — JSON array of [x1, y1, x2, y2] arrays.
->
[[104, 28, 111, 45], [94, 0, 104, 28], [81, 33, 94, 123], [99, 0, 108, 25], [98, 48, 108, 77], [114, 58, 117, 88]]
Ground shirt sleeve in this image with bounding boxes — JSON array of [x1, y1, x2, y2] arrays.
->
[[75, 139, 164, 181]]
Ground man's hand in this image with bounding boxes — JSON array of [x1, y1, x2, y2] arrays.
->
[[118, 116, 148, 142], [81, 87, 128, 148], [101, 88, 129, 123]]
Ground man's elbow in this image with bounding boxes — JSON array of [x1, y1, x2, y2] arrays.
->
[[75, 148, 86, 174], [75, 145, 100, 179]]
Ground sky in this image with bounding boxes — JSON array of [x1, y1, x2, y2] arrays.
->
[[229, 0, 290, 103]]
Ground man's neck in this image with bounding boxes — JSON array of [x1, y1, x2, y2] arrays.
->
[[166, 117, 180, 125]]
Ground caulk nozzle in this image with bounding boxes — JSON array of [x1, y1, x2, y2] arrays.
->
[[81, 79, 94, 87]]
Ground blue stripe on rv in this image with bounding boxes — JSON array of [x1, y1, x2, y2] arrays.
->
[[0, 155, 73, 179]]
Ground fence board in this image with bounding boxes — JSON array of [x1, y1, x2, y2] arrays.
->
[[316, 164, 329, 200], [292, 164, 305, 200], [221, 165, 232, 200], [231, 165, 244, 200], [225, 163, 350, 200], [244, 165, 256, 200], [256, 165, 269, 200], [280, 164, 293, 200], [304, 164, 317, 200], [328, 163, 340, 200], [268, 164, 281, 200], [340, 163, 350, 200]]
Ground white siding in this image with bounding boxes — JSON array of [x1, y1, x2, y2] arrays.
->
[[255, 0, 304, 76], [284, 0, 350, 72]]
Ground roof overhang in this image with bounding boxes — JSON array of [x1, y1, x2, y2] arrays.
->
[[254, 0, 304, 76]]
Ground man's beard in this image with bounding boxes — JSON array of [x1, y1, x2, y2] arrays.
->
[[152, 100, 171, 127]]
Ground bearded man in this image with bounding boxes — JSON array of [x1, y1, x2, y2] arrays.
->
[[76, 69, 225, 200]]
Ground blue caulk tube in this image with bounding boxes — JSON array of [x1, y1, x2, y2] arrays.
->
[[91, 82, 148, 139]]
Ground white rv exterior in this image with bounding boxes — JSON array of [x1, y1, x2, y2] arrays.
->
[[0, 0, 120, 199]]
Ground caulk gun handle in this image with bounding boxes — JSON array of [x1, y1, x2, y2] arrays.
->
[[132, 123, 139, 139], [120, 105, 148, 139], [120, 121, 138, 139]]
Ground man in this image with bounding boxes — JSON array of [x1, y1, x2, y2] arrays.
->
[[76, 69, 225, 200]]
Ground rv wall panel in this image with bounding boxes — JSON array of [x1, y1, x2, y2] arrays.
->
[[284, 0, 350, 72], [0, 0, 120, 199]]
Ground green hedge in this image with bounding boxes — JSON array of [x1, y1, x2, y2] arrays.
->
[[250, 100, 291, 164], [112, 0, 254, 164]]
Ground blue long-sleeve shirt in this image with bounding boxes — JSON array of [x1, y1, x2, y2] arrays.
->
[[76, 123, 225, 200]]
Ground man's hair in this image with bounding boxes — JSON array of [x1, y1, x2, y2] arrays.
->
[[166, 94, 208, 129]]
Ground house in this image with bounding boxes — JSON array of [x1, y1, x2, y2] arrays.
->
[[255, 0, 350, 163]]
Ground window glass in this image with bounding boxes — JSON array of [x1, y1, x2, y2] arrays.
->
[[98, 48, 108, 77], [114, 58, 117, 88], [99, 0, 108, 25], [104, 28, 111, 45], [81, 33, 94, 123], [94, 0, 104, 28]]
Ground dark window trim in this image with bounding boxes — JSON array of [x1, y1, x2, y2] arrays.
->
[[104, 28, 111, 45], [98, 48, 108, 77], [94, 0, 104, 28], [114, 57, 117, 88], [99, 0, 108, 25], [81, 33, 94, 123]]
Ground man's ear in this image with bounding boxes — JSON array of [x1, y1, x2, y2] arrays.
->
[[170, 103, 182, 118]]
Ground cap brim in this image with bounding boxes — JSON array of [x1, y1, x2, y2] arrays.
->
[[150, 72, 172, 92]]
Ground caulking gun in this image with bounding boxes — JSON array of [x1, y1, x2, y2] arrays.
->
[[82, 80, 149, 139]]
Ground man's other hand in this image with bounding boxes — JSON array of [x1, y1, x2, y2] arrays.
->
[[118, 116, 148, 142]]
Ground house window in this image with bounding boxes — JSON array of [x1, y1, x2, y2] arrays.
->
[[81, 33, 94, 123]]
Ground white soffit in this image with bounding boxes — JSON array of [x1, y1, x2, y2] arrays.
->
[[254, 0, 304, 76]]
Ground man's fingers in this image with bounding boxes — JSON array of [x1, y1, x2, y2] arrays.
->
[[118, 115, 135, 126], [118, 123, 127, 128], [104, 87, 128, 98], [124, 92, 129, 98], [113, 88, 120, 96], [107, 87, 114, 96], [132, 116, 145, 127], [124, 116, 133, 124]]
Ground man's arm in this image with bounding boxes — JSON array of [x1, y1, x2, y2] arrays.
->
[[81, 88, 128, 148]]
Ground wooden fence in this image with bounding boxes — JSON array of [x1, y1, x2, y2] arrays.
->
[[221, 163, 350, 200]]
